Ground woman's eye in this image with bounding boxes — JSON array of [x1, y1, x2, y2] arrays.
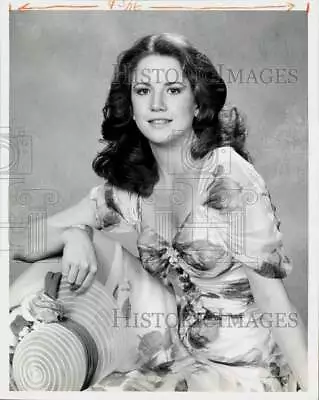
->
[[167, 87, 182, 95], [135, 88, 150, 95]]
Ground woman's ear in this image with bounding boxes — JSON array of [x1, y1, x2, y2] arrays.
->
[[194, 107, 199, 118]]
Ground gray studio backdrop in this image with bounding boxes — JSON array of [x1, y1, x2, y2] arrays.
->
[[9, 11, 308, 325]]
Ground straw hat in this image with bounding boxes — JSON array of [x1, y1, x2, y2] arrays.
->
[[10, 231, 178, 392], [10, 258, 177, 392], [10, 272, 142, 391], [11, 262, 169, 391]]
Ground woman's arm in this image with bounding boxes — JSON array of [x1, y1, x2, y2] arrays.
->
[[12, 193, 98, 263], [204, 148, 308, 390], [245, 267, 308, 391]]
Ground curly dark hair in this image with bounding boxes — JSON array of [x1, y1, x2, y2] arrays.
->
[[92, 33, 252, 197]]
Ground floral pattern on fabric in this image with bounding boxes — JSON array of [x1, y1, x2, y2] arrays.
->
[[90, 184, 122, 230], [85, 147, 297, 392], [23, 146, 295, 392]]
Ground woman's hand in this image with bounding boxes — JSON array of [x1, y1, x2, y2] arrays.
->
[[61, 227, 98, 294]]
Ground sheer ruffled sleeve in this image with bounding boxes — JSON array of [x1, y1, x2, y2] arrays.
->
[[203, 147, 293, 279], [89, 182, 139, 233]]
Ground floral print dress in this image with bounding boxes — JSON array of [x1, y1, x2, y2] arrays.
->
[[87, 146, 297, 392]]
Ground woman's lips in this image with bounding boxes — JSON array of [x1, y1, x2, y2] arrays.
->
[[148, 119, 172, 127]]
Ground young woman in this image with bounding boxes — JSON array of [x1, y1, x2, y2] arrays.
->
[[12, 33, 307, 392]]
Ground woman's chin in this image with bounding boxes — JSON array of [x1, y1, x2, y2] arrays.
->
[[148, 135, 184, 147], [143, 127, 191, 146]]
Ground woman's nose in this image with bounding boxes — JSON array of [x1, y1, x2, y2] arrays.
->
[[150, 91, 167, 112]]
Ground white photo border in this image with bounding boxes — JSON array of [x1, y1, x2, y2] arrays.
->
[[0, 1, 317, 399]]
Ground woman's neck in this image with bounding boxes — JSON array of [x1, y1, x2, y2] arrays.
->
[[149, 131, 201, 186]]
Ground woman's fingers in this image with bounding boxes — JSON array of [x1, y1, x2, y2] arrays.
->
[[67, 264, 79, 285], [61, 261, 80, 289], [74, 264, 97, 294], [61, 257, 69, 279], [74, 263, 90, 286], [61, 257, 97, 293]]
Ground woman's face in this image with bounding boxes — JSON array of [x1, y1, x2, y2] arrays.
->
[[131, 55, 198, 146]]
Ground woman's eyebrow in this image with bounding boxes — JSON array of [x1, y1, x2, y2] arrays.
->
[[132, 81, 186, 87], [132, 82, 151, 87], [165, 81, 186, 86]]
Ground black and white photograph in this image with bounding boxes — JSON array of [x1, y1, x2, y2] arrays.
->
[[7, 8, 311, 393]]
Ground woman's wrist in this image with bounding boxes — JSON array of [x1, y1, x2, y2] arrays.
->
[[61, 225, 94, 244]]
